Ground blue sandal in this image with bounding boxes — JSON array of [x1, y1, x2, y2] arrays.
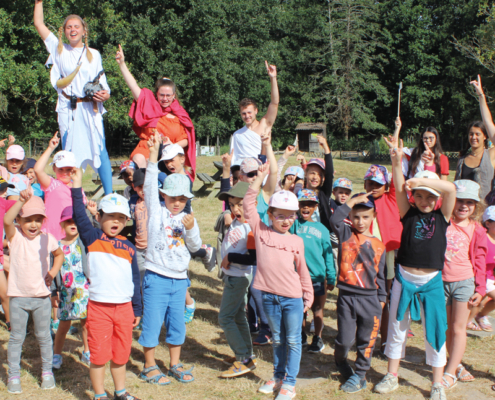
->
[[139, 365, 171, 385], [168, 363, 194, 383]]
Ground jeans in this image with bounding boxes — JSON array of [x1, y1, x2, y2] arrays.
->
[[218, 274, 253, 361], [262, 292, 304, 386], [248, 264, 271, 334]]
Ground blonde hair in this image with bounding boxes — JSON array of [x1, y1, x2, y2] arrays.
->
[[57, 15, 93, 63], [469, 199, 486, 224]]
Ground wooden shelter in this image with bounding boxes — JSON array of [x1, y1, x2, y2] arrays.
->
[[295, 123, 327, 155]]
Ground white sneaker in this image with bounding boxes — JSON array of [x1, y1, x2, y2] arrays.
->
[[374, 372, 399, 394], [259, 378, 283, 394], [430, 382, 447, 400], [52, 354, 63, 369]]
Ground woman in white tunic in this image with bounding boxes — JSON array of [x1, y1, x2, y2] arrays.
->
[[33, 0, 113, 194]]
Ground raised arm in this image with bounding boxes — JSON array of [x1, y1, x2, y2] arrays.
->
[[4, 190, 31, 242], [33, 0, 51, 41], [115, 44, 142, 101], [471, 75, 495, 141], [261, 61, 279, 128], [317, 135, 333, 196], [389, 139, 410, 217], [34, 131, 59, 189], [261, 131, 278, 200]]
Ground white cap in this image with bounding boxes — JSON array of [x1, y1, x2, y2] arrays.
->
[[98, 193, 131, 218], [160, 144, 184, 162], [412, 170, 440, 197], [268, 190, 299, 211], [50, 151, 77, 168]]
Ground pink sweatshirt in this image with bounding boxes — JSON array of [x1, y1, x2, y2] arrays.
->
[[244, 187, 314, 308]]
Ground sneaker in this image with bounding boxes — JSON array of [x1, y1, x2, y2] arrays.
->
[[253, 332, 272, 346], [301, 330, 308, 346], [430, 382, 447, 400], [7, 377, 22, 394], [341, 374, 366, 393], [307, 335, 325, 353], [310, 319, 315, 333], [259, 378, 283, 394], [201, 245, 217, 272], [275, 384, 296, 400], [374, 372, 399, 394], [114, 392, 141, 400], [184, 299, 196, 324], [220, 358, 256, 378], [41, 372, 56, 390], [336, 361, 354, 380], [52, 354, 63, 369], [81, 351, 91, 365]]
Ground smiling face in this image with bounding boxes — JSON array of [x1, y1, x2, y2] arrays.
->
[[268, 208, 297, 234], [299, 201, 318, 221], [164, 155, 185, 174], [333, 187, 352, 204], [364, 180, 387, 199], [61, 218, 78, 239], [240, 105, 258, 127], [53, 166, 74, 185], [156, 85, 175, 108], [23, 168, 37, 184], [349, 207, 375, 234], [64, 18, 85, 47], [7, 158, 23, 174], [239, 170, 257, 184], [97, 212, 128, 237], [18, 214, 45, 239], [162, 193, 188, 215], [469, 126, 486, 150], [305, 165, 324, 190], [228, 196, 245, 222], [122, 169, 134, 187], [412, 189, 438, 213], [454, 198, 476, 222], [423, 131, 437, 149]]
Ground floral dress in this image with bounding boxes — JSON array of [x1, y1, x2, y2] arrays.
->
[[58, 241, 90, 321]]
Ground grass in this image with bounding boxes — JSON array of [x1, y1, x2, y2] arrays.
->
[[0, 156, 493, 399]]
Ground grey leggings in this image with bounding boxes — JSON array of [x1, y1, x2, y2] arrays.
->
[[8, 296, 52, 378]]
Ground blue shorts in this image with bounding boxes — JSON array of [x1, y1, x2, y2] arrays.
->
[[138, 270, 188, 347], [312, 281, 326, 297]]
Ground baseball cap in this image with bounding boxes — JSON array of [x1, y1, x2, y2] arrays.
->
[[60, 206, 74, 223], [454, 179, 480, 202], [240, 158, 261, 174], [98, 193, 131, 218], [306, 158, 325, 171], [350, 193, 375, 209], [218, 182, 250, 201], [6, 145, 25, 161], [284, 166, 305, 180], [118, 160, 135, 178], [412, 170, 441, 197], [21, 158, 37, 174], [297, 189, 319, 203], [132, 168, 146, 187], [50, 150, 77, 168], [483, 206, 495, 223], [333, 177, 353, 191], [0, 176, 14, 191], [364, 165, 389, 186], [160, 144, 184, 162], [19, 195, 46, 218], [159, 173, 194, 199], [268, 190, 299, 211]]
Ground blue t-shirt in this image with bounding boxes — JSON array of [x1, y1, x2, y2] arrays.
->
[[32, 183, 45, 200]]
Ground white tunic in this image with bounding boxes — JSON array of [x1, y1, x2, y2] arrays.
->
[[230, 126, 262, 165], [44, 33, 110, 170]]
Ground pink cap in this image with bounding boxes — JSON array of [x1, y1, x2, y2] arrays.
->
[[306, 158, 325, 171], [6, 145, 25, 161], [268, 190, 299, 211], [19, 196, 46, 218], [60, 206, 73, 223]]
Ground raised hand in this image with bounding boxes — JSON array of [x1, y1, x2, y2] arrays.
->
[[86, 200, 98, 216], [283, 175, 296, 190], [19, 189, 32, 203], [261, 127, 272, 145], [296, 154, 306, 165], [162, 136, 172, 146], [48, 131, 60, 150], [71, 168, 83, 188], [265, 60, 277, 78], [222, 150, 233, 169], [284, 145, 296, 158], [147, 134, 162, 153], [8, 135, 15, 146], [0, 139, 7, 149], [115, 44, 125, 65], [316, 135, 330, 153], [390, 139, 404, 166], [470, 74, 484, 97], [394, 116, 402, 132], [421, 143, 435, 165], [258, 160, 270, 179], [182, 213, 195, 230]]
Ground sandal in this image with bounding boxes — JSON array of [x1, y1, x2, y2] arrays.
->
[[441, 372, 457, 390], [475, 315, 493, 332], [466, 321, 482, 331], [139, 365, 171, 385], [456, 364, 475, 382], [168, 363, 194, 383]]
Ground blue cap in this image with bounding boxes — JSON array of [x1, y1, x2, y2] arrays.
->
[[284, 166, 304, 180], [159, 174, 194, 199], [350, 193, 375, 209]]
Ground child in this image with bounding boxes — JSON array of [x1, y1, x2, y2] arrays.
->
[[52, 206, 91, 370], [281, 166, 304, 192], [217, 182, 257, 378], [128, 168, 147, 284], [332, 178, 353, 208], [22, 158, 44, 199], [374, 140, 456, 400], [119, 160, 136, 200], [5, 192, 64, 394], [244, 162, 313, 400], [291, 189, 335, 353], [35, 132, 84, 241], [137, 135, 201, 385], [71, 169, 142, 400], [5, 144, 30, 200], [441, 180, 486, 389], [275, 145, 297, 192], [330, 193, 386, 393]]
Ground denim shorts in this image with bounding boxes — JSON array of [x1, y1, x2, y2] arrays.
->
[[444, 277, 475, 306], [312, 281, 326, 297]]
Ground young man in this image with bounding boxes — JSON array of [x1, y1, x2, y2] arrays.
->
[[230, 61, 279, 165], [330, 193, 386, 394]]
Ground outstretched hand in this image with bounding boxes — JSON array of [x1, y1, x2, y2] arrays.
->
[[347, 191, 373, 207], [48, 131, 60, 150], [261, 127, 272, 145], [115, 44, 125, 65], [389, 139, 404, 166], [316, 135, 330, 153], [265, 60, 277, 78], [470, 74, 484, 97], [222, 150, 233, 169], [258, 160, 270, 179]]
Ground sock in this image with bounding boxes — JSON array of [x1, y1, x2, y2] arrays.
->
[[391, 372, 398, 377], [115, 388, 126, 396], [95, 394, 107, 399], [186, 299, 195, 309]]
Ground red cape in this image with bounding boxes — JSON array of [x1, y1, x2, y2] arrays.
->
[[129, 88, 196, 180]]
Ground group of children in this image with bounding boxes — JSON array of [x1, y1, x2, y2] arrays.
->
[[1, 128, 494, 400]]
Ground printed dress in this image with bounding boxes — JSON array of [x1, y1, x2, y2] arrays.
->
[[58, 241, 89, 321]]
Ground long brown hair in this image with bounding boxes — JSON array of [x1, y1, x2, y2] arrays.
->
[[409, 126, 443, 177], [459, 121, 488, 157], [57, 15, 93, 62]]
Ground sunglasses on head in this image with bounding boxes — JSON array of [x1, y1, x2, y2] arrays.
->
[[246, 171, 258, 178]]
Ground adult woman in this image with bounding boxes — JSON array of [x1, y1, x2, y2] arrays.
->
[[33, 0, 113, 194], [115, 45, 196, 180]]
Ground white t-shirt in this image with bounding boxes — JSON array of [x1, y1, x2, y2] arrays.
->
[[221, 219, 255, 277], [230, 126, 262, 165]]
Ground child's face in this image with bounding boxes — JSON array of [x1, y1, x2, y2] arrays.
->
[[164, 155, 185, 174], [240, 170, 257, 184], [298, 201, 318, 221], [268, 208, 297, 234], [228, 196, 245, 222], [162, 193, 188, 215], [133, 184, 144, 200], [232, 170, 240, 186], [454, 198, 476, 221], [23, 168, 37, 184], [349, 207, 375, 234], [97, 212, 128, 237], [7, 158, 23, 174], [305, 166, 324, 189], [283, 175, 297, 191], [485, 220, 495, 235], [54, 166, 74, 185], [61, 218, 78, 237], [413, 189, 438, 213], [18, 214, 45, 239], [364, 180, 386, 199], [333, 187, 352, 204], [123, 169, 134, 186]]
